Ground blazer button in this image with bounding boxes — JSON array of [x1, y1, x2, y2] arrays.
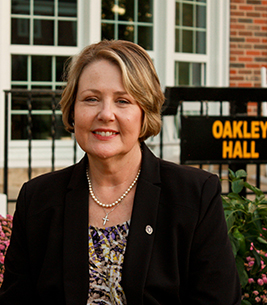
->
[[145, 225, 153, 235]]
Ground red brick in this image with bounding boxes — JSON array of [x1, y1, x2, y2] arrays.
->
[[239, 57, 253, 62], [230, 24, 245, 29], [230, 76, 244, 81], [247, 25, 261, 30], [246, 50, 261, 55], [231, 50, 245, 55], [239, 5, 253, 10], [254, 19, 267, 24], [246, 64, 261, 68], [246, 38, 260, 43], [239, 70, 252, 74], [239, 31, 253, 36], [246, 12, 261, 17], [231, 11, 245, 16], [237, 83, 252, 87], [230, 70, 237, 74], [238, 44, 252, 49], [231, 0, 245, 3], [255, 6, 267, 12]]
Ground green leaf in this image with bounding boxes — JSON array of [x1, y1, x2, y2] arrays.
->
[[252, 210, 263, 233], [243, 181, 263, 196], [228, 168, 236, 180], [225, 211, 236, 232], [235, 169, 247, 179], [227, 192, 243, 201], [248, 202, 257, 214], [229, 233, 239, 257], [251, 249, 262, 275], [241, 300, 251, 305], [235, 256, 248, 288], [257, 236, 267, 244], [232, 179, 244, 194]]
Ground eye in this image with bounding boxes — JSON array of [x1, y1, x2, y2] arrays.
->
[[117, 99, 130, 105], [85, 97, 98, 103]]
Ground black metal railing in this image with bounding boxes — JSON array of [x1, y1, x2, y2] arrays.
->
[[3, 89, 78, 204], [161, 86, 267, 194], [3, 87, 267, 208]]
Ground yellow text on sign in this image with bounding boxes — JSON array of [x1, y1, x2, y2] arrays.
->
[[211, 120, 266, 159], [212, 120, 267, 139], [222, 141, 259, 159]]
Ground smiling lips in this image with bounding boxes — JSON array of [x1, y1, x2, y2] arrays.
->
[[93, 130, 118, 137]]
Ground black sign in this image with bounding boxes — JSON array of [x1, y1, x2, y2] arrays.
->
[[180, 116, 267, 164]]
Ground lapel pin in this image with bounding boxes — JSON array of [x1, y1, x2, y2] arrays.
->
[[145, 225, 153, 235]]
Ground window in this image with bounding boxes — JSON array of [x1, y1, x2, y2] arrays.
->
[[175, 0, 206, 54], [11, 55, 70, 140], [174, 0, 207, 87], [11, 0, 78, 46], [101, 0, 154, 50], [175, 62, 206, 86]]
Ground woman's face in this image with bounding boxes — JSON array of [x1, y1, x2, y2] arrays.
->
[[74, 59, 143, 161]]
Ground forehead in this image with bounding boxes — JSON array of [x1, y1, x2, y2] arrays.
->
[[80, 59, 121, 79], [77, 59, 128, 95]]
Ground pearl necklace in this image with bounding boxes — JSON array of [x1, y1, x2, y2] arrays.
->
[[86, 165, 141, 208]]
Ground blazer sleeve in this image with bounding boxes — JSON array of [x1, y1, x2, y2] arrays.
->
[[186, 174, 241, 304], [0, 183, 38, 304]]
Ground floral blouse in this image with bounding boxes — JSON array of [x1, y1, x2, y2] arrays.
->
[[87, 221, 130, 305]]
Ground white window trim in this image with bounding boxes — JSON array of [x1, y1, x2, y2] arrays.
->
[[0, 0, 11, 168], [164, 0, 229, 87]]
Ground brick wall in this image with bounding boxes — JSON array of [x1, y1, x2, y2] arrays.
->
[[230, 0, 267, 88]]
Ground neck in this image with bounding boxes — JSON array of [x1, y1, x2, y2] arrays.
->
[[87, 144, 142, 187]]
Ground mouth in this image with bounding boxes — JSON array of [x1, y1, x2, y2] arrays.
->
[[93, 130, 118, 137]]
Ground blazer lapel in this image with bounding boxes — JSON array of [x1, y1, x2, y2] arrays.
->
[[63, 156, 89, 305], [122, 144, 161, 304]]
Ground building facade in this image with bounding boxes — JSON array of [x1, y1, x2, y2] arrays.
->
[[1, 0, 264, 170], [230, 0, 267, 88]]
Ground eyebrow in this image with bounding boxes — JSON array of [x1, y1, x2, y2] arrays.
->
[[80, 89, 129, 95]]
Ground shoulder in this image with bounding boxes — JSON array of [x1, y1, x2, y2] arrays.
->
[[24, 163, 76, 193], [17, 156, 87, 212], [157, 158, 221, 211], [159, 158, 219, 186]]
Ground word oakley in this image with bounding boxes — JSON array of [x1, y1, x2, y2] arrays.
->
[[212, 120, 267, 159]]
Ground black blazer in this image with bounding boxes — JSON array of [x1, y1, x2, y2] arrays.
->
[[0, 144, 241, 304]]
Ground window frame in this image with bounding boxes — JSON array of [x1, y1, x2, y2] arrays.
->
[[164, 0, 230, 88]]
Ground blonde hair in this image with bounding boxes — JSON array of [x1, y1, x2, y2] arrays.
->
[[60, 40, 165, 142]]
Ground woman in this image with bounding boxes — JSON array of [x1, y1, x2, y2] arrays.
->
[[0, 40, 241, 304]]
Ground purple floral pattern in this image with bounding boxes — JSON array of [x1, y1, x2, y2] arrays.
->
[[87, 222, 130, 305]]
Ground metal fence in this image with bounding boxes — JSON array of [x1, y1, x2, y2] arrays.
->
[[161, 86, 267, 195], [3, 87, 267, 207], [3, 89, 78, 204]]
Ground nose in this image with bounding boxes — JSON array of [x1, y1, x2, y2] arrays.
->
[[97, 100, 115, 122]]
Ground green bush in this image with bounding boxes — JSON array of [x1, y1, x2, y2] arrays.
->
[[222, 169, 267, 304]]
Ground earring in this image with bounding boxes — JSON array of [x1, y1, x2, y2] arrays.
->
[[72, 121, 75, 127]]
